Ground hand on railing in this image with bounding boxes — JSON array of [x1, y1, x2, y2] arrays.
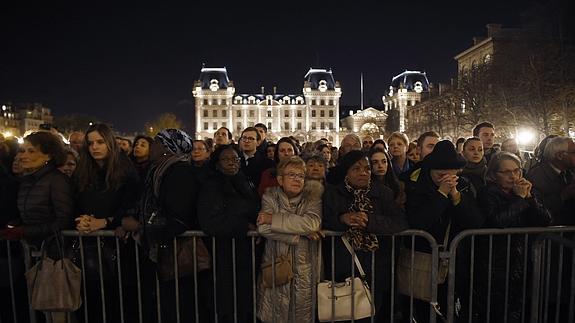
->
[[75, 214, 107, 233], [306, 230, 325, 241]]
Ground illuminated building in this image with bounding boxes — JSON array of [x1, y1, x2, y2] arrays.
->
[[192, 67, 342, 143]]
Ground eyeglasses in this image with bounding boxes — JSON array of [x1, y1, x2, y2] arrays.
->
[[497, 168, 522, 177], [220, 157, 241, 163], [241, 136, 256, 142], [282, 172, 305, 181]]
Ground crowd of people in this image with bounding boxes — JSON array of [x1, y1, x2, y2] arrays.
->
[[0, 121, 574, 323]]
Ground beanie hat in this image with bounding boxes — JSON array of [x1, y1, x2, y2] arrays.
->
[[421, 140, 466, 170]]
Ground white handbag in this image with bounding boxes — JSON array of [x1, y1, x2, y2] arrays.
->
[[317, 236, 374, 322]]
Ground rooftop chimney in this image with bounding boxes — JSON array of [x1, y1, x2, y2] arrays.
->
[[273, 86, 277, 95], [261, 86, 265, 94]]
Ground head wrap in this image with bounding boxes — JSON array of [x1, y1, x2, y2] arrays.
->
[[155, 129, 193, 155]]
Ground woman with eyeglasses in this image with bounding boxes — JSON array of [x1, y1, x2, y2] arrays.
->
[[256, 156, 323, 322], [197, 144, 260, 323], [475, 152, 551, 322]]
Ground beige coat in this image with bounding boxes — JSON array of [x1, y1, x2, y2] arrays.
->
[[256, 181, 323, 323]]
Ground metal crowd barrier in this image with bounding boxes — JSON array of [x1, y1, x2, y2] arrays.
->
[[445, 226, 575, 323], [13, 227, 575, 323]]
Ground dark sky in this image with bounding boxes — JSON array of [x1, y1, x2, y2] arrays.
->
[[0, 2, 531, 133]]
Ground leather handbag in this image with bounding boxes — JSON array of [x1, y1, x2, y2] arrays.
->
[[157, 236, 211, 282], [261, 254, 293, 288], [396, 222, 451, 302], [317, 236, 374, 322], [25, 234, 82, 311]]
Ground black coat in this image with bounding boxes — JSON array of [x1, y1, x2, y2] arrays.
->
[[322, 181, 407, 314], [74, 157, 140, 227], [0, 165, 19, 227], [527, 162, 574, 225], [406, 170, 484, 252], [475, 182, 551, 321], [17, 163, 74, 247], [197, 170, 260, 318]]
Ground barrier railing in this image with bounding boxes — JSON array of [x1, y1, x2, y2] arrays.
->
[[445, 226, 575, 323], [0, 230, 438, 323]]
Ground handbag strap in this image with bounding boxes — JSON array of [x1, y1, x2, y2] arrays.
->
[[341, 236, 366, 278], [440, 221, 451, 251]]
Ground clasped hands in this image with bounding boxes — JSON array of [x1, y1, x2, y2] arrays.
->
[[339, 211, 368, 229], [75, 215, 107, 234]]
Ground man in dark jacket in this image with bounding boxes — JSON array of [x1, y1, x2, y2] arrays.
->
[[239, 127, 273, 189], [406, 140, 484, 322], [527, 137, 575, 225]]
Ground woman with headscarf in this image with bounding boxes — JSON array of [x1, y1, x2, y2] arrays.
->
[[406, 140, 485, 322], [138, 128, 211, 323], [256, 156, 323, 323], [323, 150, 408, 322], [197, 144, 261, 323]]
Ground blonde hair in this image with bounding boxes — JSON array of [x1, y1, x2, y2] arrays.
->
[[388, 132, 409, 146], [277, 155, 306, 175]]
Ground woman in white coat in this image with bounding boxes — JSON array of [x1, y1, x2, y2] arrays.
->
[[256, 156, 323, 323]]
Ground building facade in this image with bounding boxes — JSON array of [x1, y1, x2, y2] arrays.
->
[[382, 70, 430, 133], [340, 107, 388, 137], [192, 67, 342, 144], [1, 103, 53, 138]]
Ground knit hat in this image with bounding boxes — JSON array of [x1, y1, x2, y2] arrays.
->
[[338, 150, 367, 175], [421, 140, 466, 170], [155, 129, 193, 155]]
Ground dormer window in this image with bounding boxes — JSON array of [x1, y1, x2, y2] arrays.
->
[[318, 80, 328, 92], [209, 79, 220, 92], [388, 86, 394, 96], [414, 81, 423, 93]]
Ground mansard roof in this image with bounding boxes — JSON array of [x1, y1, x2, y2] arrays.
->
[[304, 68, 336, 90], [390, 70, 430, 92], [198, 67, 230, 90]]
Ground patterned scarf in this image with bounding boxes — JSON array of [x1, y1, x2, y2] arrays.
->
[[344, 177, 379, 252]]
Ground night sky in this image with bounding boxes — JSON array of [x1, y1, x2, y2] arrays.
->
[[0, 2, 531, 133]]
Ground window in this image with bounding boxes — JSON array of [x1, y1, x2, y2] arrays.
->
[[222, 122, 227, 128], [222, 110, 227, 117], [203, 110, 208, 118], [297, 122, 302, 130], [213, 110, 218, 117], [312, 110, 316, 117], [320, 99, 325, 105], [311, 122, 316, 130], [321, 122, 325, 129], [311, 100, 316, 105], [222, 99, 227, 105], [249, 110, 255, 118], [236, 122, 242, 131], [237, 110, 242, 117], [329, 100, 333, 106], [203, 122, 208, 130], [297, 110, 302, 118], [329, 110, 334, 117], [248, 122, 254, 127], [284, 122, 289, 130], [267, 122, 272, 130], [284, 110, 289, 118], [213, 122, 217, 130], [267, 110, 272, 117], [329, 122, 334, 129], [320, 110, 325, 117], [203, 99, 208, 105]]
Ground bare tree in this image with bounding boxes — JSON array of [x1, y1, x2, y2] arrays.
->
[[145, 113, 183, 136]]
